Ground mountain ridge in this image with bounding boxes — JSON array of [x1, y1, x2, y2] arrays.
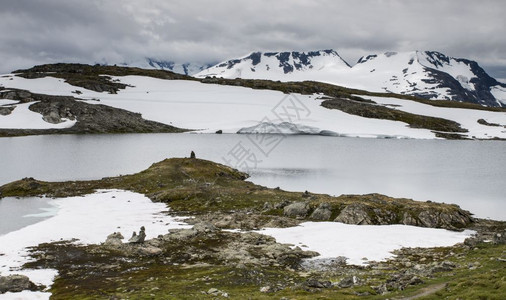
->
[[196, 50, 506, 107]]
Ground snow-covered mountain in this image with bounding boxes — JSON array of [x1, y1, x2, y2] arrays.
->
[[196, 50, 506, 107], [196, 49, 350, 79], [118, 58, 214, 76]]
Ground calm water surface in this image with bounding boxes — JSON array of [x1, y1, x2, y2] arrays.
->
[[0, 134, 504, 221], [0, 196, 57, 235]]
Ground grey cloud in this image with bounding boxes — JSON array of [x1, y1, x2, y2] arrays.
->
[[0, 0, 505, 78]]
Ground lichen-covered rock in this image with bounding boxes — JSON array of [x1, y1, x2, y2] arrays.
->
[[334, 203, 373, 225], [310, 203, 332, 221], [284, 202, 310, 218]]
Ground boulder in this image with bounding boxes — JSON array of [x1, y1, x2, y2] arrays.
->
[[0, 275, 38, 294], [0, 107, 14, 116], [309, 203, 332, 221], [42, 110, 63, 124], [193, 222, 216, 233], [337, 276, 359, 288], [104, 232, 124, 247], [334, 203, 373, 225], [283, 202, 310, 218], [305, 278, 332, 289]]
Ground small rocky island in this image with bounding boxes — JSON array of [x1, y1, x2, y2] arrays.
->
[[0, 157, 504, 299]]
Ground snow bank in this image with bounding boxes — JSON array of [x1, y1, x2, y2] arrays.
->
[[0, 190, 189, 299], [0, 99, 18, 105], [257, 222, 474, 265], [0, 102, 76, 129], [0, 291, 51, 300]]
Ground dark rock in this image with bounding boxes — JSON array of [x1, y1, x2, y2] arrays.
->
[[215, 129, 223, 134], [190, 151, 196, 159], [0, 275, 39, 294], [477, 118, 502, 127], [273, 199, 290, 209], [385, 273, 424, 291], [0, 106, 14, 116], [304, 278, 332, 289]]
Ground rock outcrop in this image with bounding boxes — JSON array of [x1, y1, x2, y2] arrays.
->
[[0, 275, 39, 294], [309, 203, 333, 221]]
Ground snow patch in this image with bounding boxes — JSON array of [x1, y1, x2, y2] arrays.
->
[[0, 190, 189, 299], [257, 222, 474, 265], [0, 102, 76, 129]]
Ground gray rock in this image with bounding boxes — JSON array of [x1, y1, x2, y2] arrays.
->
[[334, 203, 373, 225], [129, 226, 146, 243], [104, 232, 124, 247], [431, 261, 456, 273], [493, 230, 506, 244], [283, 202, 310, 218], [305, 278, 332, 289], [0, 106, 14, 116], [273, 200, 291, 209], [418, 210, 439, 228], [42, 110, 63, 124], [337, 276, 359, 288], [193, 222, 216, 233], [0, 275, 38, 294], [310, 203, 332, 221], [402, 212, 419, 226]]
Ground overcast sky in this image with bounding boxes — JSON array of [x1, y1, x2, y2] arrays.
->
[[1, 0, 505, 79]]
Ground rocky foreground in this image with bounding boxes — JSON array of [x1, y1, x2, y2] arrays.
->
[[0, 157, 504, 299]]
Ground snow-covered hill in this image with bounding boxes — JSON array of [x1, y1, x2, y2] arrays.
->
[[1, 67, 505, 140], [196, 50, 506, 107]]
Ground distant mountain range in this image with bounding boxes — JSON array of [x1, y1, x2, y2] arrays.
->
[[118, 58, 215, 76], [195, 50, 506, 107]]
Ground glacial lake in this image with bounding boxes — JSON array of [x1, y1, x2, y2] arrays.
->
[[0, 133, 505, 221]]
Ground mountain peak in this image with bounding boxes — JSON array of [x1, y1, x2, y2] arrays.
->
[[196, 49, 350, 79]]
